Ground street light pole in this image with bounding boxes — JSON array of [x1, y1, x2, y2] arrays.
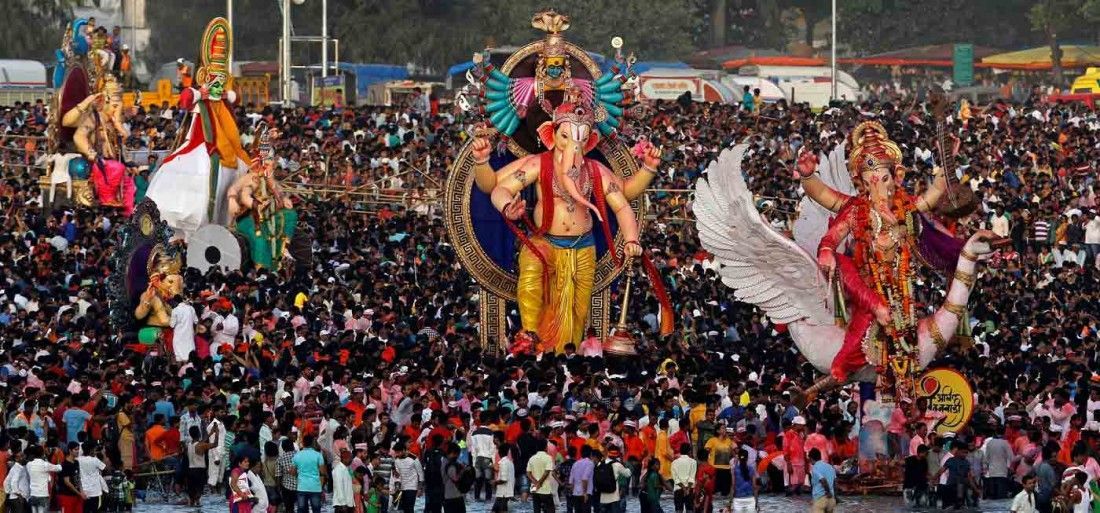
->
[[282, 0, 291, 104], [226, 0, 233, 70], [830, 0, 837, 101], [321, 0, 328, 77]]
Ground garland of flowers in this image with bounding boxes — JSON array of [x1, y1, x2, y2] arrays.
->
[[851, 191, 920, 378]]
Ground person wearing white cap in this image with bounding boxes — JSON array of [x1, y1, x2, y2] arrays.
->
[[783, 416, 807, 495]]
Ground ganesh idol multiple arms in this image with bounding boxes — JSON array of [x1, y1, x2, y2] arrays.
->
[[601, 171, 642, 258], [796, 144, 949, 215]]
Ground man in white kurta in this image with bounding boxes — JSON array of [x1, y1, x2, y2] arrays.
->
[[212, 310, 239, 355], [170, 300, 198, 362]]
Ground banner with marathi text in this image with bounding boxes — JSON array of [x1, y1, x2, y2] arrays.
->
[[916, 368, 975, 435]]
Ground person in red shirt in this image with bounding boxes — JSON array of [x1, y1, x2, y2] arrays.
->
[[424, 412, 453, 451], [504, 415, 525, 445], [696, 448, 717, 513], [160, 418, 183, 458], [568, 424, 587, 465], [623, 421, 648, 461], [403, 416, 423, 457], [832, 424, 857, 463], [669, 418, 691, 457]]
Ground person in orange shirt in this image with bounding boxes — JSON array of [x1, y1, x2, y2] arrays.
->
[[403, 416, 424, 457], [584, 423, 603, 453], [783, 416, 808, 495], [1058, 414, 1086, 464], [688, 402, 707, 442], [622, 420, 647, 495], [345, 388, 368, 427], [145, 414, 170, 461], [655, 418, 674, 480], [803, 420, 831, 465], [176, 58, 192, 90]]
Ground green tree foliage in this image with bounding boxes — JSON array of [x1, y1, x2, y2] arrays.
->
[[3, 0, 75, 61], [1027, 0, 1098, 85], [789, 0, 829, 47], [145, 0, 696, 72], [838, 0, 1040, 54]]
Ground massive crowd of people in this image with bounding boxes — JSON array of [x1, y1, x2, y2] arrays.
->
[[0, 80, 1098, 513]]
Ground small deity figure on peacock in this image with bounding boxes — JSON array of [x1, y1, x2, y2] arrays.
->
[[225, 125, 298, 270]]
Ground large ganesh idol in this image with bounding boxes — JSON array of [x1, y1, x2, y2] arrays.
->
[[445, 10, 672, 352], [44, 18, 135, 214], [107, 201, 185, 354], [145, 17, 251, 235], [694, 124, 996, 401]]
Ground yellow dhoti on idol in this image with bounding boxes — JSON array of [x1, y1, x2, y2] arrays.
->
[[517, 234, 596, 353]]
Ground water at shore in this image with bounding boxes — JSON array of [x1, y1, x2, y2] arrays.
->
[[135, 494, 1013, 512]]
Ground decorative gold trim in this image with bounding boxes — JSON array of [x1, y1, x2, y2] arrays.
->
[[930, 320, 948, 350], [478, 288, 507, 354], [960, 248, 979, 262], [861, 323, 883, 366], [507, 138, 530, 158], [944, 301, 967, 318], [590, 288, 611, 339], [952, 269, 975, 288]]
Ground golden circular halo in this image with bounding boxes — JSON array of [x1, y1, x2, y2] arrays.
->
[[139, 214, 154, 236]]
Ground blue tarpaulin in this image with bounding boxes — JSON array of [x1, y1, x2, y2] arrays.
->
[[626, 61, 691, 75], [335, 63, 408, 96]]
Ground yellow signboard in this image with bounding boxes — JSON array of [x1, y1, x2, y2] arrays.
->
[[916, 368, 974, 435]]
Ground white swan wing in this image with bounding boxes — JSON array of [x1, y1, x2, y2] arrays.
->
[[792, 142, 855, 256], [694, 145, 834, 326]]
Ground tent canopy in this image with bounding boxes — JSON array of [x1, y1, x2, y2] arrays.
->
[[688, 45, 781, 69], [335, 63, 408, 96], [982, 45, 1100, 70], [723, 56, 825, 69], [864, 44, 1003, 61]]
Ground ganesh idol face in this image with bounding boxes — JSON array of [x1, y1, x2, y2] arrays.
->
[[861, 163, 896, 201], [154, 273, 184, 299]]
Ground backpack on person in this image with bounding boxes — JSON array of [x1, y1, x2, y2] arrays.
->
[[449, 461, 476, 494], [593, 460, 618, 494]]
